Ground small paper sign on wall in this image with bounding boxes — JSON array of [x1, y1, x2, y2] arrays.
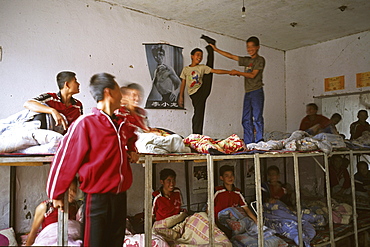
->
[[324, 75, 345, 92], [356, 72, 370, 88]]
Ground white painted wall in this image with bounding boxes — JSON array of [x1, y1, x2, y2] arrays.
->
[[285, 31, 370, 133], [0, 0, 285, 232]]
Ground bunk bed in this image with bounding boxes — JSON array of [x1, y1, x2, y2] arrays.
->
[[141, 150, 370, 247], [0, 154, 53, 229], [2, 150, 370, 247]]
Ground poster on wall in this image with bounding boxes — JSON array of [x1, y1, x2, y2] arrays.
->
[[143, 43, 183, 109], [324, 75, 345, 92], [356, 71, 370, 88], [192, 164, 208, 194]]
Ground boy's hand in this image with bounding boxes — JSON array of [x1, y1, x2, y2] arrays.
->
[[229, 70, 241, 76], [51, 109, 68, 130], [209, 44, 217, 51], [53, 199, 64, 212], [128, 151, 139, 163]]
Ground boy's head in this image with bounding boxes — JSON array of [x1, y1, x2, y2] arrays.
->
[[330, 155, 343, 169], [357, 161, 369, 176], [160, 168, 176, 193], [330, 113, 342, 125], [357, 110, 368, 122], [68, 177, 78, 203], [89, 73, 121, 109], [219, 165, 235, 186], [306, 103, 318, 116], [267, 165, 280, 183], [246, 36, 260, 57], [127, 83, 144, 107], [56, 71, 79, 94], [190, 48, 203, 66]]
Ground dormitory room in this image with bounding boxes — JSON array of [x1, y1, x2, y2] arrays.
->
[[1, 0, 370, 246]]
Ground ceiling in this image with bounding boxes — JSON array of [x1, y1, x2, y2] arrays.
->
[[105, 0, 370, 51]]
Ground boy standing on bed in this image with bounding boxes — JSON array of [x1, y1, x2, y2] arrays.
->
[[210, 37, 265, 144], [214, 165, 257, 237], [178, 47, 232, 135], [46, 73, 139, 247]]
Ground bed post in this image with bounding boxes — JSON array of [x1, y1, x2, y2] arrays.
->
[[324, 153, 335, 245], [350, 151, 359, 247], [293, 153, 303, 247], [57, 191, 69, 246], [254, 153, 264, 247], [207, 154, 215, 247], [144, 155, 153, 247]]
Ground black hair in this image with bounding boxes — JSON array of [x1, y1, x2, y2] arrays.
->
[[219, 165, 234, 177], [160, 168, 176, 181], [89, 73, 116, 102], [331, 113, 342, 120], [127, 83, 144, 95], [191, 48, 203, 55], [358, 110, 368, 116], [246, 36, 260, 46], [56, 71, 76, 90], [267, 165, 280, 175], [306, 103, 318, 111], [71, 176, 78, 186], [357, 161, 368, 169]]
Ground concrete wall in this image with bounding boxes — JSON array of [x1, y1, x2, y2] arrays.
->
[[0, 0, 285, 232], [285, 31, 370, 133]]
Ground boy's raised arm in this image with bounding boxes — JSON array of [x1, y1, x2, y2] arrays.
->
[[210, 69, 232, 74], [210, 44, 239, 61]]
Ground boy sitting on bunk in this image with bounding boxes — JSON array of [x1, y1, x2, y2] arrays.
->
[[152, 168, 183, 221], [23, 71, 83, 132], [25, 177, 80, 246], [261, 165, 294, 208], [355, 161, 370, 201], [117, 83, 161, 134], [350, 109, 370, 140], [299, 103, 331, 135], [214, 165, 257, 238], [152, 168, 231, 246], [46, 73, 139, 247], [329, 155, 351, 199]]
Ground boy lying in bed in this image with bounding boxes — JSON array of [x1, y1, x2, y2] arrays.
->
[[152, 168, 231, 246], [25, 177, 81, 246]]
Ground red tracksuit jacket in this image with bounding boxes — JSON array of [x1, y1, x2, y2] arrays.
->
[[47, 107, 137, 199]]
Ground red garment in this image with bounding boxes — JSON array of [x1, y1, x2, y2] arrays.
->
[[31, 92, 83, 125], [299, 114, 331, 131], [214, 185, 247, 219], [350, 120, 370, 139], [152, 188, 182, 221], [41, 200, 78, 229], [116, 106, 149, 132], [329, 165, 350, 189], [47, 108, 137, 200], [268, 183, 286, 200]]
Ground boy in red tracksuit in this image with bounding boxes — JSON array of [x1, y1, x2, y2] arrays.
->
[[46, 73, 139, 247]]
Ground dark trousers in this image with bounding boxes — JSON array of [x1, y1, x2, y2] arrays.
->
[[190, 45, 214, 134], [82, 192, 127, 247]]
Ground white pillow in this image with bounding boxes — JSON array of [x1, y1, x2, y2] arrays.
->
[[0, 227, 18, 246]]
